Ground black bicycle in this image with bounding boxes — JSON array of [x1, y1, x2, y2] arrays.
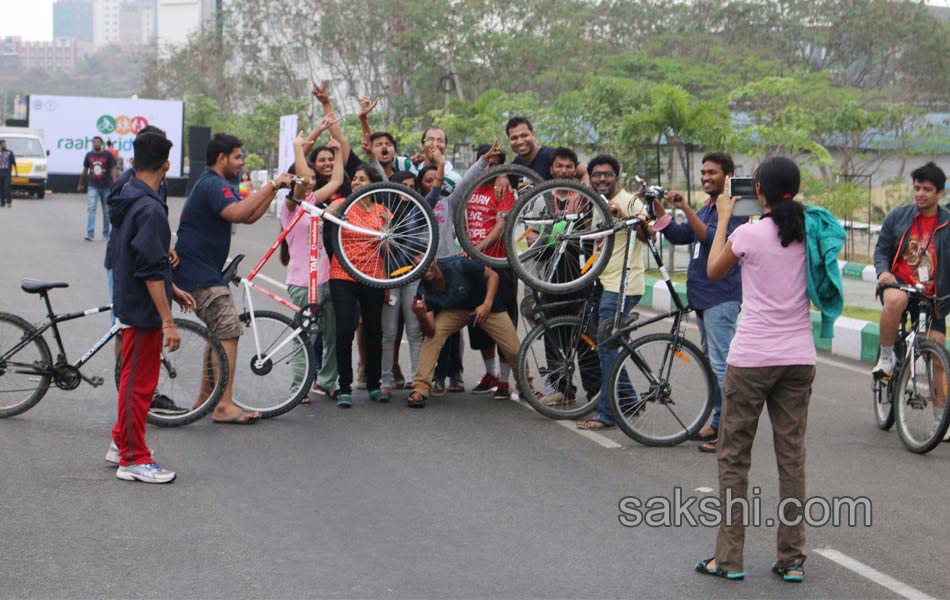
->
[[872, 283, 950, 453], [0, 279, 228, 427]]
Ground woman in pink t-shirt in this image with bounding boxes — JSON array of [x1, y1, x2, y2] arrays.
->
[[697, 156, 815, 583], [281, 125, 345, 402]]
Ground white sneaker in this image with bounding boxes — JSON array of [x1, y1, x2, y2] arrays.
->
[[115, 462, 176, 484], [105, 442, 154, 465], [872, 353, 897, 378]]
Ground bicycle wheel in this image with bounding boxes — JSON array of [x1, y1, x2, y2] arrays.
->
[[503, 179, 614, 295], [0, 312, 53, 418], [872, 343, 901, 431], [894, 339, 950, 454], [517, 316, 602, 420], [333, 182, 438, 289], [454, 164, 544, 269], [113, 318, 229, 427], [607, 333, 713, 447], [233, 310, 314, 418]]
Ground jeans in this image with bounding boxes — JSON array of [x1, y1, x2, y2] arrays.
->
[[87, 186, 110, 239], [381, 281, 422, 388], [695, 300, 741, 430], [594, 291, 641, 425], [330, 279, 384, 395], [0, 173, 11, 205]]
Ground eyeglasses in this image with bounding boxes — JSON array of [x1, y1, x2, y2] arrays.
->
[[590, 171, 616, 180]]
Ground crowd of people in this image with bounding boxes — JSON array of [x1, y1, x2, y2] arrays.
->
[[98, 82, 949, 586]]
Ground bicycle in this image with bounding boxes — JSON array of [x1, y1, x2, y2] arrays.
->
[[222, 182, 438, 417], [872, 282, 950, 454], [511, 178, 714, 445], [0, 279, 227, 427]]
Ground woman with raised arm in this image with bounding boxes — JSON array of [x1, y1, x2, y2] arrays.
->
[[280, 117, 344, 401], [697, 156, 814, 583]]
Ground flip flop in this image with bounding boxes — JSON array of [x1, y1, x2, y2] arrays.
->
[[213, 410, 261, 425], [576, 419, 615, 430], [772, 561, 804, 582], [695, 557, 745, 580], [698, 439, 718, 453]]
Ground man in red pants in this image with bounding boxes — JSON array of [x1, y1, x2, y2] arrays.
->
[[107, 131, 193, 483]]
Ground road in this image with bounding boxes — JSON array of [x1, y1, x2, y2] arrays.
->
[[0, 193, 947, 599]]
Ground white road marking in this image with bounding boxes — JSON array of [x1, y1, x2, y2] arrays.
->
[[815, 548, 937, 600], [509, 396, 623, 449]]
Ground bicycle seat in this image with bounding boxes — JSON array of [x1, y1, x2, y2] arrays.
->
[[221, 254, 244, 286], [21, 279, 69, 294]]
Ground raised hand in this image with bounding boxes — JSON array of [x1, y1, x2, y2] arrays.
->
[[358, 96, 380, 118], [311, 82, 330, 105]]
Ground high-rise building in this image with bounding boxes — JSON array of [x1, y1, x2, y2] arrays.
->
[[92, 0, 123, 46], [120, 0, 156, 45], [53, 0, 95, 44], [156, 0, 216, 47]]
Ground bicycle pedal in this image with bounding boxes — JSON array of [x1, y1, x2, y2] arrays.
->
[[87, 375, 104, 387]]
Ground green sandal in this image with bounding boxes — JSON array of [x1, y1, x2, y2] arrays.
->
[[695, 557, 745, 580], [772, 560, 804, 582]]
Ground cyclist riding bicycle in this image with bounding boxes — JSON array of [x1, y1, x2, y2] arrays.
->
[[873, 162, 949, 378]]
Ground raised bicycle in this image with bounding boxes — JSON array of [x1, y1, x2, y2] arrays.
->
[[222, 182, 438, 417], [873, 282, 950, 454], [0, 279, 227, 427]]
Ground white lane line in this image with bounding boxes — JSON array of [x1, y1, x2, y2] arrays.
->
[[510, 396, 623, 449], [815, 548, 937, 600]]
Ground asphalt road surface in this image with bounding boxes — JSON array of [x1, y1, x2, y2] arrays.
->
[[1, 193, 947, 599]]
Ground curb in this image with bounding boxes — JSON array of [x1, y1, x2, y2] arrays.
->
[[641, 277, 877, 366], [838, 259, 877, 283]]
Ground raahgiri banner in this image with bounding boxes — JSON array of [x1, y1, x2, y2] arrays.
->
[[28, 94, 185, 177]]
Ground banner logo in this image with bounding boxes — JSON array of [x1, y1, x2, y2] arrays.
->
[[97, 114, 149, 135]]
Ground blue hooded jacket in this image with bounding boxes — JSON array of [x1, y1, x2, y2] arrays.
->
[[107, 176, 172, 330]]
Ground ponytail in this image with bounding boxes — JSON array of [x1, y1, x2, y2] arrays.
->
[[754, 156, 803, 247]]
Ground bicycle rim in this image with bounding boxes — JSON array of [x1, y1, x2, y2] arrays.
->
[[872, 347, 895, 431], [517, 316, 601, 420], [504, 179, 613, 295], [895, 340, 950, 453], [0, 312, 52, 418], [608, 333, 713, 447], [234, 310, 314, 418], [334, 182, 438, 289], [454, 164, 543, 269], [128, 319, 229, 427]]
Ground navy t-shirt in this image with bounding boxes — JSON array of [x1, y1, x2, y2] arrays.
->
[[84, 150, 117, 188], [513, 145, 556, 180], [173, 168, 240, 291], [0, 149, 16, 174], [421, 256, 504, 314]]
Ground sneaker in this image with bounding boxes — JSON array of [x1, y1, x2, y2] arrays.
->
[[355, 371, 367, 390], [337, 393, 352, 408], [472, 373, 500, 394], [431, 380, 446, 396], [369, 388, 390, 403], [493, 382, 511, 401], [149, 393, 189, 415], [872, 352, 897, 378], [84, 236, 93, 241], [115, 462, 176, 484]]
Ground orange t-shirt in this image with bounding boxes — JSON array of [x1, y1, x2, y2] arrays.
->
[[892, 213, 939, 296], [329, 200, 392, 282]]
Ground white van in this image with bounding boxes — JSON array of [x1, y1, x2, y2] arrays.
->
[[0, 127, 49, 198]]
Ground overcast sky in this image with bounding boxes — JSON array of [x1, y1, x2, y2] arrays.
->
[[4, 0, 950, 42]]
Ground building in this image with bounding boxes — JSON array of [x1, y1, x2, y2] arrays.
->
[[156, 0, 216, 47], [0, 37, 84, 72], [53, 0, 95, 45], [92, 0, 123, 47], [120, 0, 156, 45]]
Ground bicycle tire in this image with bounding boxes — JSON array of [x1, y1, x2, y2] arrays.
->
[[234, 310, 315, 418], [333, 182, 438, 289], [872, 343, 900, 431], [503, 179, 614, 295], [517, 316, 602, 420], [0, 312, 53, 418], [607, 333, 714, 447], [113, 318, 229, 428], [894, 339, 950, 454], [453, 164, 544, 269]]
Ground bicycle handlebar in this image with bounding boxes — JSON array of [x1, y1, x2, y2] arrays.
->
[[877, 282, 938, 303]]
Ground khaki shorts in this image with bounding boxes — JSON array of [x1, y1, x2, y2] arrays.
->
[[192, 286, 243, 340]]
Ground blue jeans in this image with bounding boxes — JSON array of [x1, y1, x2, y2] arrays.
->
[[594, 291, 641, 425], [87, 186, 110, 239], [695, 300, 740, 430]]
